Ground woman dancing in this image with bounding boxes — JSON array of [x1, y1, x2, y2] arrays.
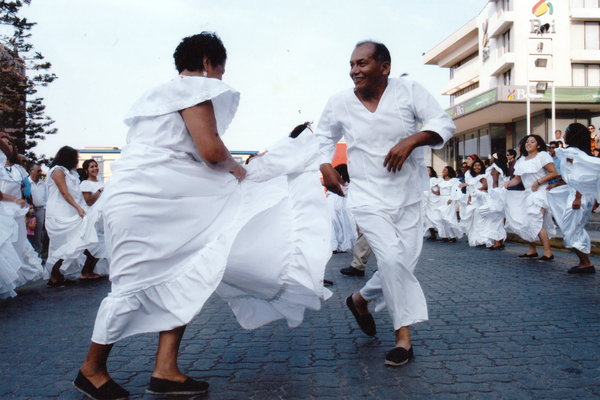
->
[[75, 32, 330, 399], [547, 123, 597, 273], [502, 135, 558, 261], [432, 166, 462, 243], [459, 158, 489, 246]]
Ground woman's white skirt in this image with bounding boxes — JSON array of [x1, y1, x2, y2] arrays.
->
[[547, 186, 594, 253]]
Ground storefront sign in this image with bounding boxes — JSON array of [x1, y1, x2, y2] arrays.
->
[[502, 86, 600, 103], [450, 89, 497, 119]]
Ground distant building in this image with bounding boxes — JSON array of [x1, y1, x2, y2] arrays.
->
[[78, 148, 263, 181], [424, 0, 600, 171]]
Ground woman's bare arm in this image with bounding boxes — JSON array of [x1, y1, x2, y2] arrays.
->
[[53, 169, 86, 218], [180, 100, 245, 181]]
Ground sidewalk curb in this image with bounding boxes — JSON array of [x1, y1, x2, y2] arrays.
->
[[506, 232, 600, 256]]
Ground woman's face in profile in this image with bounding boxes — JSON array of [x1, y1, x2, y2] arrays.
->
[[442, 167, 448, 178], [205, 62, 226, 80]]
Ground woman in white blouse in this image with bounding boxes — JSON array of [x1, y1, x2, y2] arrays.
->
[[80, 159, 104, 207], [503, 135, 559, 261]]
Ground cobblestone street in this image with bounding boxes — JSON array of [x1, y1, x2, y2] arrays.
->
[[1, 239, 599, 399]]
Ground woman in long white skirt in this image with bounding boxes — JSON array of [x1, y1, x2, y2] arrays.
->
[[502, 135, 558, 261], [480, 154, 510, 250], [0, 135, 46, 287], [458, 158, 490, 247], [45, 147, 104, 286], [424, 166, 443, 241], [76, 33, 331, 399], [79, 159, 109, 278], [327, 163, 357, 253], [547, 123, 597, 274], [430, 166, 462, 242]]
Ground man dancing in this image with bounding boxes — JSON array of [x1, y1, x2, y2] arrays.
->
[[315, 40, 455, 366]]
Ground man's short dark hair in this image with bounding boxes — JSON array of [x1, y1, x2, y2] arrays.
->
[[29, 162, 40, 172], [355, 40, 391, 64], [507, 149, 517, 157]]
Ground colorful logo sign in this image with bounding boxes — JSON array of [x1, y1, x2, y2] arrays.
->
[[507, 89, 516, 100], [532, 0, 553, 17]]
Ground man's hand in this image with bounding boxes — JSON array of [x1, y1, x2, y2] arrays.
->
[[384, 130, 442, 173], [384, 137, 416, 173], [320, 163, 345, 196]]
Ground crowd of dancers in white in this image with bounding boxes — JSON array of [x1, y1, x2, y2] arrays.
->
[[422, 126, 599, 274], [0, 31, 599, 400]]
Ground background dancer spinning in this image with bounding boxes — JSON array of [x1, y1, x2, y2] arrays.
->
[[316, 40, 455, 366]]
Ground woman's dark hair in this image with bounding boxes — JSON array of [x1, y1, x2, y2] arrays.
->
[[290, 122, 311, 139], [427, 166, 438, 178], [507, 149, 517, 158], [470, 160, 485, 177], [173, 32, 227, 73], [444, 166, 456, 178], [565, 123, 592, 155], [50, 146, 79, 170], [494, 153, 510, 177], [520, 134, 547, 157], [335, 163, 350, 183]]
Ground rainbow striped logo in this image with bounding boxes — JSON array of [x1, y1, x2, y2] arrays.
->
[[507, 89, 516, 99], [532, 0, 553, 17]]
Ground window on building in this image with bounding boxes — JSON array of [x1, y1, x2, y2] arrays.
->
[[450, 82, 480, 106], [572, 64, 600, 86], [571, 0, 600, 8], [499, 29, 511, 56], [585, 22, 600, 50], [500, 69, 512, 85], [449, 51, 479, 79], [500, 0, 511, 12]]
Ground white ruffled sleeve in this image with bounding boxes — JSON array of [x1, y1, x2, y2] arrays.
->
[[123, 76, 240, 136]]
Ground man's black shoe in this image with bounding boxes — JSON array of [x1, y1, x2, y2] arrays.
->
[[340, 266, 365, 277]]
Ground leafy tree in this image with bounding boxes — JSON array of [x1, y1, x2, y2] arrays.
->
[[0, 0, 56, 161]]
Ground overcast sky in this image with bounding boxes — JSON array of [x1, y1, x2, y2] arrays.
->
[[19, 0, 488, 158]]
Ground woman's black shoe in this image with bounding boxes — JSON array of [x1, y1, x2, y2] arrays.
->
[[517, 253, 538, 259], [147, 376, 209, 395], [73, 370, 129, 400]]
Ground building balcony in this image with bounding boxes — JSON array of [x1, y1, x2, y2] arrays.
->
[[571, 8, 600, 21], [489, 11, 514, 38], [442, 58, 479, 95], [424, 17, 479, 68], [571, 49, 600, 63], [489, 52, 516, 76]]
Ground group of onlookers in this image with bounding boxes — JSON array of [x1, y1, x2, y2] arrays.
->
[[0, 135, 108, 298], [423, 123, 599, 274]]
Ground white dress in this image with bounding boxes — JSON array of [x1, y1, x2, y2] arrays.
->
[[0, 154, 46, 286], [423, 177, 445, 235], [79, 179, 109, 275], [327, 185, 357, 252], [477, 164, 509, 244], [547, 147, 596, 253], [91, 76, 331, 344], [433, 178, 463, 239], [0, 201, 22, 298], [459, 174, 492, 247], [502, 152, 556, 243], [45, 167, 103, 277]]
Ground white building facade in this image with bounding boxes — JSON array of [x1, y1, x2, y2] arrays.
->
[[424, 0, 600, 171]]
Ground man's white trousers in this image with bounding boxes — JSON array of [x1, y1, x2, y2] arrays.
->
[[352, 201, 428, 330]]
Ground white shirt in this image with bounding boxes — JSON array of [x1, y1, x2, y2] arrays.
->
[[315, 78, 456, 210], [28, 177, 48, 207]]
